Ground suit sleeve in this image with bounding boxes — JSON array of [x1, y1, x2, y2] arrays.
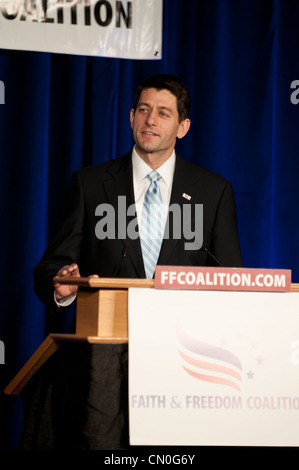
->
[[211, 182, 243, 267], [33, 171, 85, 308]]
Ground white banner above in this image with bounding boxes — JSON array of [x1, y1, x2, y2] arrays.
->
[[128, 288, 299, 446], [0, 0, 163, 59]]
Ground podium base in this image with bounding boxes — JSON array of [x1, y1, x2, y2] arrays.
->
[[19, 341, 129, 450]]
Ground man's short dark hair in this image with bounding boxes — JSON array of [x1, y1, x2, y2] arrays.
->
[[133, 74, 190, 122]]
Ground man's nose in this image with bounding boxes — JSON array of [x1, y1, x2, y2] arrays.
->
[[145, 110, 157, 126]]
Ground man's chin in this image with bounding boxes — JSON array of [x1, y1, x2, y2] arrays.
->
[[135, 144, 158, 155]]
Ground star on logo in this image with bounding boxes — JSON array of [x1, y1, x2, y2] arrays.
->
[[256, 356, 264, 365]]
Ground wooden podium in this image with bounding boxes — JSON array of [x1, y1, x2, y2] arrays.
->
[[4, 277, 154, 395], [4, 276, 299, 449], [5, 277, 299, 396]]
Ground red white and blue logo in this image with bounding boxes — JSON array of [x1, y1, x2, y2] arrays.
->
[[176, 323, 259, 392]]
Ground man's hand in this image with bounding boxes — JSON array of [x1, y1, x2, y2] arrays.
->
[[53, 264, 100, 300], [53, 263, 81, 300]]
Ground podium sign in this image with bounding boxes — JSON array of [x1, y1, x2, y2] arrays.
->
[[155, 266, 292, 292], [128, 288, 299, 446]]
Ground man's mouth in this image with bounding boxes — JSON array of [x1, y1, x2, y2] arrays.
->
[[143, 131, 158, 136]]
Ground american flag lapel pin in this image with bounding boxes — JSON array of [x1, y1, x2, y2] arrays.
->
[[182, 193, 191, 201]]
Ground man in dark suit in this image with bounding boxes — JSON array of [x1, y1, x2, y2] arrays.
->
[[34, 73, 243, 310], [28, 74, 244, 450]]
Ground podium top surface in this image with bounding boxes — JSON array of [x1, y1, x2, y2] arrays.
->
[[54, 276, 299, 292], [53, 276, 155, 289]]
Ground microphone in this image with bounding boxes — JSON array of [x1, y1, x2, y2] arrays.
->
[[201, 245, 224, 267], [112, 246, 129, 277]]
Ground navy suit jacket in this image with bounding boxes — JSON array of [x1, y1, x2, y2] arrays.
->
[[34, 151, 243, 308]]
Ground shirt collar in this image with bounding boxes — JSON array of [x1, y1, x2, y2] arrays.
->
[[132, 146, 176, 188]]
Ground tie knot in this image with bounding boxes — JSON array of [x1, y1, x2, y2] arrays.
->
[[147, 170, 161, 183]]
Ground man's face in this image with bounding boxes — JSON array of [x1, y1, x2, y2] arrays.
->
[[130, 88, 190, 166]]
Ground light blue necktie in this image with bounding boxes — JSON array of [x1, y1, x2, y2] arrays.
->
[[140, 170, 166, 279]]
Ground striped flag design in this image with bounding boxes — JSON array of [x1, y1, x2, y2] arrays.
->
[[177, 324, 243, 392]]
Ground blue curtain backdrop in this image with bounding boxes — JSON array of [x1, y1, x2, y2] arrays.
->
[[1, 0, 299, 450]]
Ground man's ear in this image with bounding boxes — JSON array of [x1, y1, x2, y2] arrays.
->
[[130, 108, 135, 129], [177, 118, 191, 139]]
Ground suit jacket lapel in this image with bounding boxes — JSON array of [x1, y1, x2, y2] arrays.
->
[[103, 152, 145, 278], [158, 154, 197, 266]]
